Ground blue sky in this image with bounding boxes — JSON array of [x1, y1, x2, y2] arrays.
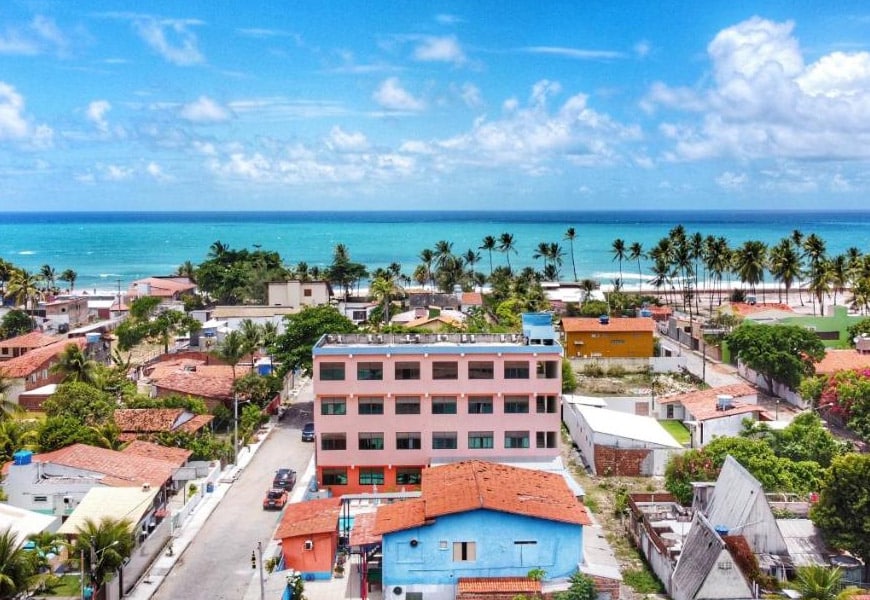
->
[[2, 1, 870, 211]]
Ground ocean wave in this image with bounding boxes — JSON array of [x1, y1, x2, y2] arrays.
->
[[99, 273, 123, 278], [17, 250, 36, 255]]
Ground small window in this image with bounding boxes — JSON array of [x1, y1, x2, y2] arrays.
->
[[432, 396, 457, 414], [396, 432, 422, 450], [453, 541, 476, 562], [358, 397, 384, 415], [395, 361, 420, 380], [536, 395, 557, 413], [358, 432, 384, 450], [406, 593, 424, 600], [33, 495, 48, 502], [319, 362, 345, 381], [432, 432, 458, 449], [505, 431, 530, 449], [395, 396, 421, 415], [321, 397, 347, 415], [359, 468, 384, 485], [468, 396, 493, 414], [396, 467, 422, 485], [321, 433, 347, 450], [468, 431, 494, 449], [504, 361, 530, 379], [468, 361, 494, 379], [503, 395, 529, 414], [321, 468, 348, 486], [357, 362, 383, 381], [536, 360, 559, 379], [433, 361, 458, 380], [536, 431, 558, 448], [303, 289, 312, 297], [352, 310, 367, 321]]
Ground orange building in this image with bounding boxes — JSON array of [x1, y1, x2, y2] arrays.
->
[[274, 497, 341, 578], [561, 316, 656, 358]]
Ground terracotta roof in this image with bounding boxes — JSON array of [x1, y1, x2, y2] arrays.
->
[[659, 383, 764, 421], [349, 511, 381, 546], [660, 383, 755, 405], [121, 440, 191, 465], [274, 498, 342, 540], [131, 277, 196, 297], [31, 443, 178, 487], [0, 338, 87, 378], [457, 577, 541, 594], [115, 408, 185, 432], [561, 316, 656, 333], [374, 461, 590, 535], [145, 360, 236, 400], [461, 292, 483, 306], [727, 302, 794, 316], [405, 314, 464, 328], [177, 414, 214, 433], [815, 350, 870, 375], [0, 331, 61, 350]]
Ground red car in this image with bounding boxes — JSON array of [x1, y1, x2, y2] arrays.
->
[[263, 488, 288, 510]]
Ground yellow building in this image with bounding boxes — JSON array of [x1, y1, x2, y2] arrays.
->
[[561, 316, 656, 358]]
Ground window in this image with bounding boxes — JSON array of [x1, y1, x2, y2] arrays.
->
[[396, 432, 422, 450], [352, 309, 367, 321], [33, 495, 48, 502], [433, 361, 458, 380], [468, 431, 494, 449], [468, 361, 494, 379], [453, 541, 476, 562], [321, 468, 348, 486], [432, 432, 458, 449], [359, 468, 384, 486], [319, 362, 345, 381], [358, 397, 384, 415], [536, 395, 557, 413], [395, 361, 420, 380], [611, 339, 625, 345], [503, 395, 529, 413], [320, 433, 346, 450], [396, 467, 422, 485], [536, 360, 559, 379], [406, 593, 424, 600], [358, 432, 384, 450], [357, 362, 383, 380], [395, 396, 421, 415], [432, 396, 457, 414], [505, 431, 530, 448], [468, 396, 493, 414], [536, 431, 558, 449], [321, 397, 346, 415], [504, 361, 530, 379], [303, 289, 312, 297]]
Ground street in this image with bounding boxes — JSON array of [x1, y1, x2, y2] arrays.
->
[[152, 411, 314, 600]]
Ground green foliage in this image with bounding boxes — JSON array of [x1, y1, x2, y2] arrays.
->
[[239, 403, 267, 443], [792, 565, 861, 600], [152, 430, 232, 462], [196, 242, 289, 304], [38, 416, 97, 451], [622, 567, 665, 594], [233, 373, 282, 407], [814, 368, 870, 442], [42, 382, 115, 426], [0, 420, 38, 464], [0, 309, 34, 339], [72, 517, 135, 587], [665, 449, 719, 504], [0, 526, 38, 598], [799, 376, 826, 404], [578, 300, 609, 318], [811, 453, 870, 567], [124, 394, 207, 414], [527, 567, 546, 581], [553, 572, 596, 600], [272, 305, 357, 376], [562, 358, 577, 394], [768, 412, 850, 468], [847, 318, 870, 347], [116, 297, 200, 352], [726, 323, 826, 392]]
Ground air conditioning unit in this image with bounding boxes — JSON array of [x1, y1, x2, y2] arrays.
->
[[303, 540, 314, 550]]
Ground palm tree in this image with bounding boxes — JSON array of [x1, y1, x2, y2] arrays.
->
[[73, 517, 135, 591], [49, 343, 98, 385], [611, 239, 626, 289], [532, 242, 551, 273], [689, 232, 704, 314], [6, 269, 41, 311], [792, 565, 859, 600], [239, 319, 263, 372], [564, 227, 578, 281], [213, 330, 246, 462], [418, 248, 435, 289], [58, 268, 78, 292], [705, 236, 731, 308], [370, 273, 402, 327], [433, 240, 454, 271], [628, 242, 644, 296], [0, 374, 23, 422], [0, 419, 36, 464], [479, 236, 497, 276], [498, 233, 517, 272], [175, 261, 196, 283], [804, 234, 828, 315], [548, 242, 564, 280], [39, 264, 56, 294], [0, 526, 36, 598], [829, 254, 849, 307], [732, 240, 768, 301], [792, 229, 807, 305], [769, 239, 802, 305]]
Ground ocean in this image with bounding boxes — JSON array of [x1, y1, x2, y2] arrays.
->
[[1, 210, 869, 292]]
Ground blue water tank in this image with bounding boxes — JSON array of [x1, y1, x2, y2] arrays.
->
[[640, 309, 652, 317], [13, 450, 32, 465], [86, 333, 101, 344], [599, 315, 610, 325], [714, 525, 729, 537]]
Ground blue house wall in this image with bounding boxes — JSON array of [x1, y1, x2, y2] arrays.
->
[[381, 508, 583, 588]]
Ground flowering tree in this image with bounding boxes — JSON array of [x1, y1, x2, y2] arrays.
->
[[813, 368, 870, 443]]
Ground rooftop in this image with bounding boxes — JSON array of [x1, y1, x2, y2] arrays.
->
[[274, 497, 342, 539], [30, 442, 182, 487], [0, 330, 61, 350], [313, 331, 561, 354], [0, 338, 87, 378], [57, 486, 159, 535], [574, 404, 683, 448], [561, 316, 656, 333], [815, 349, 870, 375]]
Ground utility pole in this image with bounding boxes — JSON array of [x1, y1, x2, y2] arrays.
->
[[257, 541, 265, 600], [233, 393, 239, 465]]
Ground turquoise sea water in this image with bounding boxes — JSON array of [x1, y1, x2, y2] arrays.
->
[[1, 210, 869, 291]]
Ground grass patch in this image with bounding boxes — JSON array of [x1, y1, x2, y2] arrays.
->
[[659, 420, 690, 445], [34, 573, 83, 596], [622, 567, 665, 594]]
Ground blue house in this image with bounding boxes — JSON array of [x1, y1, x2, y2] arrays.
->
[[372, 460, 590, 600]]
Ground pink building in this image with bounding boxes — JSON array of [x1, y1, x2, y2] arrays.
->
[[312, 313, 563, 495]]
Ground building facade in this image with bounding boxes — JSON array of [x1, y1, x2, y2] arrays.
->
[[311, 313, 563, 495]]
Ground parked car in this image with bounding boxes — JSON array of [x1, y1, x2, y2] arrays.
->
[[273, 468, 297, 491], [263, 488, 288, 510], [301, 422, 315, 442]]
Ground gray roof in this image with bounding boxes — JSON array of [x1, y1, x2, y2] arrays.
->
[[777, 519, 830, 567], [672, 513, 728, 600]]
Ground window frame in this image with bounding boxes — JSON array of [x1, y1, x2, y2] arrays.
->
[[468, 360, 494, 379], [468, 395, 493, 414], [395, 361, 421, 380], [395, 396, 421, 415], [468, 431, 494, 449], [432, 361, 459, 380], [320, 396, 347, 415], [358, 432, 385, 450], [321, 468, 348, 486], [319, 361, 346, 381], [504, 360, 530, 379], [357, 361, 384, 381], [320, 433, 347, 451], [503, 395, 529, 414], [396, 431, 422, 450], [431, 396, 457, 414], [359, 468, 384, 486], [358, 396, 384, 415], [504, 430, 530, 449], [432, 431, 458, 450]]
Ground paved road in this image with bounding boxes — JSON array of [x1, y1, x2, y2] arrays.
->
[[152, 416, 315, 600]]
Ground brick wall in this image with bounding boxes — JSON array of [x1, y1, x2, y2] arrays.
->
[[594, 445, 650, 477]]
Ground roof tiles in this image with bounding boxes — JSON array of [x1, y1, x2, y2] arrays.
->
[[457, 577, 541, 594], [0, 338, 87, 378], [815, 349, 870, 375], [32, 442, 180, 487], [561, 317, 656, 333], [274, 497, 342, 539]]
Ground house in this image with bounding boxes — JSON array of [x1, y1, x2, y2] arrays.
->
[[114, 408, 214, 442], [560, 316, 655, 358], [273, 497, 342, 579], [370, 460, 591, 599], [459, 292, 484, 313], [814, 348, 870, 376], [390, 307, 466, 330], [37, 297, 90, 332], [336, 297, 378, 325], [0, 330, 60, 361], [128, 277, 196, 301], [140, 358, 236, 410], [2, 442, 190, 517], [0, 502, 60, 548], [57, 486, 159, 541], [562, 401, 683, 476], [0, 337, 88, 409], [407, 291, 460, 311], [311, 313, 563, 494], [267, 279, 333, 308], [657, 384, 765, 447]]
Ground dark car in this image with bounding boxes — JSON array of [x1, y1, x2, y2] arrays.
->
[[301, 422, 315, 442], [273, 468, 297, 491], [263, 488, 288, 510]]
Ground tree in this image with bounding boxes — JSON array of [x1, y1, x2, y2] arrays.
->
[[612, 238, 626, 284], [725, 323, 825, 394], [116, 297, 200, 353], [73, 517, 135, 590], [562, 358, 576, 394], [41, 382, 115, 426], [58, 268, 78, 292], [498, 232, 517, 272], [1, 309, 34, 339], [811, 453, 870, 581], [732, 240, 767, 300], [554, 572, 596, 600], [50, 343, 98, 385], [5, 269, 41, 311], [0, 526, 37, 599], [564, 227, 578, 281], [39, 264, 56, 293], [792, 565, 860, 600], [233, 372, 282, 407], [628, 242, 644, 295], [272, 305, 356, 376]]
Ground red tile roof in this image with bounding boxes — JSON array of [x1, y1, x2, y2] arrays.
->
[[145, 360, 236, 400], [815, 350, 870, 375], [727, 302, 794, 316], [457, 577, 541, 594], [113, 408, 213, 436], [374, 461, 590, 535], [31, 442, 179, 487], [274, 498, 342, 539], [0, 331, 61, 350], [121, 440, 192, 466], [461, 292, 483, 306], [659, 383, 763, 421], [561, 317, 656, 333], [349, 511, 381, 546], [0, 338, 87, 378], [131, 277, 196, 297]]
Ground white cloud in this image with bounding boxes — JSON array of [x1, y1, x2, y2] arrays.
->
[[146, 162, 172, 181], [634, 40, 651, 58], [435, 14, 463, 25], [101, 163, 134, 181], [0, 15, 68, 56], [458, 83, 483, 109], [522, 46, 624, 60], [372, 77, 426, 111], [0, 81, 53, 148], [413, 36, 466, 65], [326, 126, 369, 152], [715, 171, 748, 190], [86, 100, 111, 132], [180, 96, 231, 123], [132, 17, 204, 66]]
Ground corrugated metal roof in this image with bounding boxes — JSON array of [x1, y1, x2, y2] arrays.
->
[[58, 487, 158, 534], [575, 404, 683, 448]]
